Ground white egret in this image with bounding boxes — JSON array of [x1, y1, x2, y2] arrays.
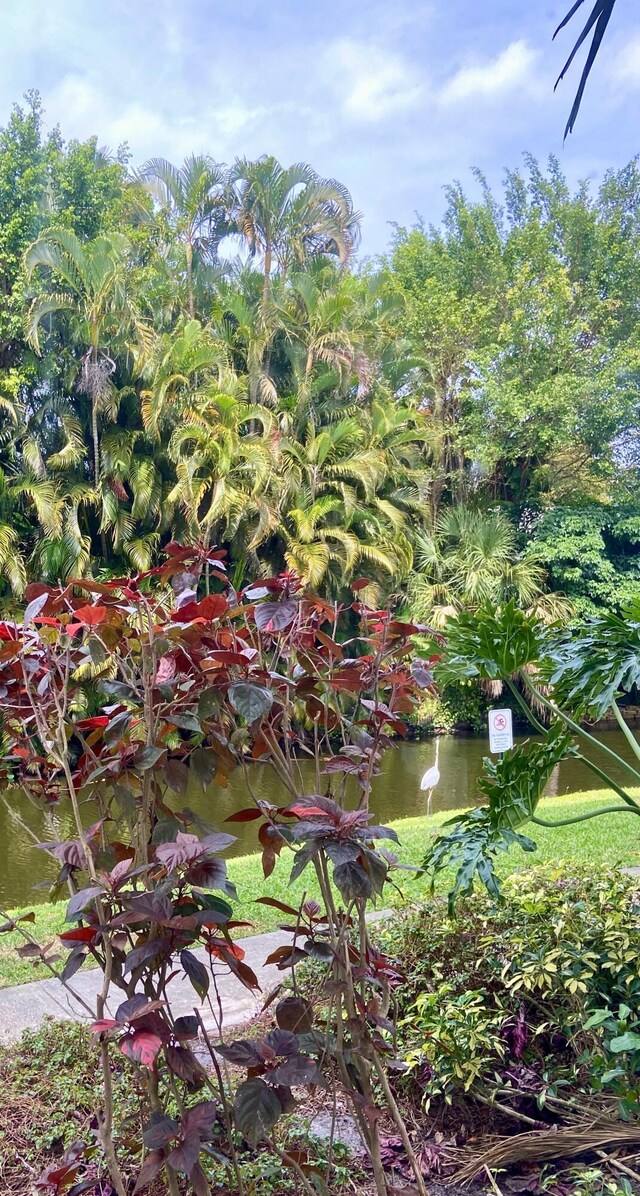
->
[[420, 738, 440, 813]]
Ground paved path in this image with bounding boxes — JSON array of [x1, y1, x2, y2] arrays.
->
[[0, 929, 291, 1045]]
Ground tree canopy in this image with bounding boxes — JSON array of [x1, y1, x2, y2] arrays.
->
[[0, 91, 637, 626]]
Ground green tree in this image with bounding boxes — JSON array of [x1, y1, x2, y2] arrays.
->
[[140, 154, 227, 318], [407, 508, 550, 627], [387, 157, 640, 517], [228, 156, 360, 303], [24, 227, 139, 489], [167, 374, 276, 570], [271, 405, 426, 593], [527, 503, 640, 617]]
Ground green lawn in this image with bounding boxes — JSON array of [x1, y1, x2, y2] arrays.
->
[[2, 789, 638, 988]]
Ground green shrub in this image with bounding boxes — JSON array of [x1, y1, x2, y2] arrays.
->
[[411, 678, 491, 734], [382, 865, 640, 1113]]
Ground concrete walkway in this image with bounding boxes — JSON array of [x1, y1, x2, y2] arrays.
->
[[0, 929, 291, 1045]]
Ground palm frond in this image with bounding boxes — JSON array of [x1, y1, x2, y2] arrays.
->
[[554, 0, 617, 137]]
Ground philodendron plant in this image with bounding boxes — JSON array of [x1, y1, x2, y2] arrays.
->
[[0, 543, 439, 1196], [421, 599, 640, 909]]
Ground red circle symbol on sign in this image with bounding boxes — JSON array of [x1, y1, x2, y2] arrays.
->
[[494, 715, 507, 731]]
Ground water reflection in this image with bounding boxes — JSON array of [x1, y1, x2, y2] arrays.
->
[[1, 730, 638, 908]]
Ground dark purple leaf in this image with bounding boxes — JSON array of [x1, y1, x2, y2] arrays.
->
[[190, 748, 216, 789], [185, 856, 227, 890], [134, 745, 165, 771], [228, 681, 273, 722], [133, 1150, 166, 1192], [116, 994, 162, 1024], [263, 1029, 298, 1056], [164, 759, 190, 795], [182, 1100, 218, 1139], [233, 1078, 282, 1145], [174, 1016, 199, 1039], [142, 1115, 180, 1150], [254, 599, 297, 633], [166, 1045, 202, 1083], [180, 949, 209, 1001], [156, 832, 204, 871], [128, 891, 173, 923], [216, 1039, 263, 1066], [275, 997, 314, 1033], [271, 1055, 323, 1087], [189, 1161, 210, 1196], [123, 941, 167, 976], [61, 948, 87, 982], [65, 886, 104, 922]]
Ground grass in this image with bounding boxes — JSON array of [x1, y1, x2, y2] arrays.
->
[[1, 788, 638, 988]]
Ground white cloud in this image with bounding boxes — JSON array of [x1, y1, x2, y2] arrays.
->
[[325, 38, 424, 122], [45, 73, 291, 164], [439, 40, 539, 105], [610, 33, 640, 88]]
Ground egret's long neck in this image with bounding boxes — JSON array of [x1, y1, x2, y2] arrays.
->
[[435, 737, 440, 765]]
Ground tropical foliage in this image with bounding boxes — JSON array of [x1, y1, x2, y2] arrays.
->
[[0, 91, 638, 630]]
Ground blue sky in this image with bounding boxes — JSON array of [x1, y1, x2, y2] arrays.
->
[[2, 0, 640, 254]]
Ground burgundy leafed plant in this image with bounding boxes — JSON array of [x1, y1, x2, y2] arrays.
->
[[0, 544, 439, 1196]]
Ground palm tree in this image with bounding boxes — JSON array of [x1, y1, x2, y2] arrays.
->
[[212, 270, 279, 407], [407, 507, 565, 628], [228, 156, 361, 303], [272, 413, 420, 593], [138, 317, 229, 439], [0, 396, 62, 593], [24, 228, 139, 490], [167, 374, 277, 565], [139, 155, 228, 318]]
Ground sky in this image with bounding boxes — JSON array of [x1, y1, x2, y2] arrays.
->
[[1, 0, 640, 255]]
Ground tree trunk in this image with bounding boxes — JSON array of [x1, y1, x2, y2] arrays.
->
[[186, 241, 195, 319], [92, 394, 100, 489], [263, 244, 272, 306]]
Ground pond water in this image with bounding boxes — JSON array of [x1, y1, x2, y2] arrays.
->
[[1, 729, 638, 909]]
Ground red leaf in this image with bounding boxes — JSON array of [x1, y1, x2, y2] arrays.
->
[[59, 926, 99, 945], [120, 1030, 164, 1068], [206, 940, 245, 962], [74, 604, 108, 627], [198, 593, 228, 620], [255, 897, 301, 917], [224, 807, 263, 823], [288, 804, 327, 818], [75, 716, 109, 730], [351, 577, 372, 591], [91, 1018, 118, 1033]]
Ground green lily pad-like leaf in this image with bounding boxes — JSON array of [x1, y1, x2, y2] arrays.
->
[[436, 601, 549, 686]]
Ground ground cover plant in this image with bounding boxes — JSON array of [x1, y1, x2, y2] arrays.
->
[[0, 1018, 364, 1196], [385, 865, 640, 1117]]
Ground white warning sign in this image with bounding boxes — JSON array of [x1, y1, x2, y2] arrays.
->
[[488, 708, 513, 754]]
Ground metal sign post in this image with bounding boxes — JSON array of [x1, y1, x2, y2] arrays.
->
[[488, 708, 514, 755]]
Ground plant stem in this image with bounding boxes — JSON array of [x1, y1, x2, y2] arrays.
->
[[371, 1050, 428, 1196], [505, 678, 546, 735], [524, 680, 640, 784], [265, 1137, 316, 1196], [194, 1008, 246, 1196], [531, 803, 640, 827], [613, 700, 640, 764]]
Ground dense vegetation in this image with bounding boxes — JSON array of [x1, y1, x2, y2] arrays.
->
[[0, 92, 638, 618]]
